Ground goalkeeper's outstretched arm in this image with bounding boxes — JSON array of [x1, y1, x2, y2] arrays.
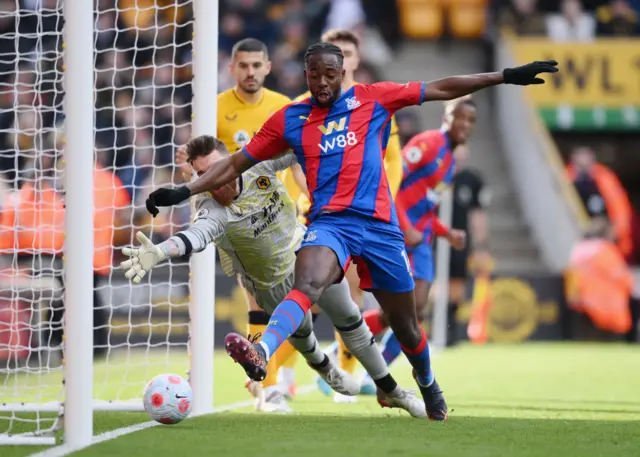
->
[[122, 198, 225, 283]]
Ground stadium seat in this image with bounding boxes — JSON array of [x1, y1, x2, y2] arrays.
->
[[398, 0, 444, 39], [448, 0, 487, 39]]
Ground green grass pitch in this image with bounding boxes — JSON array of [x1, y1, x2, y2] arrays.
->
[[3, 343, 640, 457]]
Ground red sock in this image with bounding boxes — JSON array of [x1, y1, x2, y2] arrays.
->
[[363, 309, 386, 336]]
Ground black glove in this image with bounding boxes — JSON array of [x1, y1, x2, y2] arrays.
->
[[145, 186, 191, 217], [503, 60, 558, 86]]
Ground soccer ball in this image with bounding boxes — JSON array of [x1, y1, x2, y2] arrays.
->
[[143, 373, 193, 424]]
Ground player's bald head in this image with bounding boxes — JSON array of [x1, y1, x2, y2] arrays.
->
[[443, 98, 477, 146]]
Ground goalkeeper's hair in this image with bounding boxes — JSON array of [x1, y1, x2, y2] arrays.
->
[[231, 38, 269, 60], [304, 42, 344, 67], [185, 135, 229, 163], [321, 29, 360, 49]]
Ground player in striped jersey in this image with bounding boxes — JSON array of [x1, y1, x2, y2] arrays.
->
[[360, 97, 476, 383], [292, 29, 404, 401], [146, 43, 558, 420], [125, 135, 427, 417]]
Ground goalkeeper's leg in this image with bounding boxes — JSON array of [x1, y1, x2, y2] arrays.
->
[[338, 266, 363, 374], [315, 278, 427, 417], [319, 266, 362, 398], [231, 275, 361, 398]]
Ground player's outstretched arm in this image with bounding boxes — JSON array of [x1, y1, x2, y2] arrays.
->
[[145, 152, 252, 217], [121, 231, 169, 284], [123, 201, 225, 282], [423, 60, 558, 102], [187, 152, 252, 196]]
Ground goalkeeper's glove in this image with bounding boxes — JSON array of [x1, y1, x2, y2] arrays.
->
[[503, 60, 558, 86], [146, 186, 191, 217], [120, 231, 167, 284]]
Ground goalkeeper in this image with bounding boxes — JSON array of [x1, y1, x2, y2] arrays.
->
[[121, 135, 426, 418]]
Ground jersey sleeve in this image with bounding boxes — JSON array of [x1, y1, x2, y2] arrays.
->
[[367, 81, 425, 112], [171, 197, 226, 255], [264, 153, 298, 173], [242, 107, 291, 163], [402, 133, 436, 173]]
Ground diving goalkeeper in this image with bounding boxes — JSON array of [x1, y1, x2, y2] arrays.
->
[[121, 135, 426, 417]]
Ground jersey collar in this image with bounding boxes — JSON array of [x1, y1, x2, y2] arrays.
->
[[232, 87, 264, 106], [234, 176, 244, 200]]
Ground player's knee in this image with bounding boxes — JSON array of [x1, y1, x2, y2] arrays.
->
[[337, 320, 374, 354], [293, 276, 327, 304], [387, 314, 421, 348]]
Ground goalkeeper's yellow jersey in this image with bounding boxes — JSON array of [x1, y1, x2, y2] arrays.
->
[[290, 85, 403, 217], [217, 87, 301, 198]]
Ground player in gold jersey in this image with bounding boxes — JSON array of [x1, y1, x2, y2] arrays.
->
[[286, 29, 403, 402], [177, 38, 301, 410]]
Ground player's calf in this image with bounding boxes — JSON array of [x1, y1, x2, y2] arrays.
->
[[288, 324, 360, 397]]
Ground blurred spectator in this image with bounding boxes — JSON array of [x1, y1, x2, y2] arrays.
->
[[546, 0, 596, 42], [567, 146, 633, 258], [595, 0, 640, 36], [0, 0, 398, 275], [498, 0, 547, 36], [565, 216, 636, 339]]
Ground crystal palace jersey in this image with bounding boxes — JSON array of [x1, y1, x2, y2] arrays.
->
[[395, 129, 456, 232], [242, 81, 426, 225], [177, 154, 304, 290], [217, 87, 291, 154]]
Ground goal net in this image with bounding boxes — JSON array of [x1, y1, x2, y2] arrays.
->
[[0, 0, 215, 445]]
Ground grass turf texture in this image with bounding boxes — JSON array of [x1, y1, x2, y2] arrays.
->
[[3, 343, 640, 457]]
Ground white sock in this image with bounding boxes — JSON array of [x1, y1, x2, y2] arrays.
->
[[281, 367, 295, 387], [258, 341, 271, 361]]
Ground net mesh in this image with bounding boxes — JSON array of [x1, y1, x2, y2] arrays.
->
[[0, 0, 195, 439]]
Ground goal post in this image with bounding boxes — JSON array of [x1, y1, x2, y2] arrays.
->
[[0, 0, 217, 445], [188, 0, 217, 416], [62, 0, 95, 448], [431, 188, 454, 351]]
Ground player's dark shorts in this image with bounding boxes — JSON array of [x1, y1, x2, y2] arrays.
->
[[449, 247, 469, 280], [299, 212, 415, 294]]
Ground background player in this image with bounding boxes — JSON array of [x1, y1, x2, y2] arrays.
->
[[359, 98, 476, 388], [446, 143, 492, 347], [145, 43, 558, 420], [133, 135, 427, 417], [176, 37, 299, 409], [292, 29, 404, 401]]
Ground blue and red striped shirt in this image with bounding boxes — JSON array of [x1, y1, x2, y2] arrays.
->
[[396, 129, 456, 234], [242, 81, 426, 225]]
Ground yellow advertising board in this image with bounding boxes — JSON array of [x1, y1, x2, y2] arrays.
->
[[509, 39, 640, 107]]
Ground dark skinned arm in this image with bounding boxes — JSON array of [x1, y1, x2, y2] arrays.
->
[[424, 60, 558, 102], [186, 152, 254, 196]]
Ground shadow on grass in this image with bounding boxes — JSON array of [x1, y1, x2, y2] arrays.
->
[[80, 413, 640, 457], [466, 396, 640, 408], [452, 402, 640, 415]]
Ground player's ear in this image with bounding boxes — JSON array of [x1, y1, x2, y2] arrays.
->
[[265, 60, 272, 75], [341, 68, 346, 79]]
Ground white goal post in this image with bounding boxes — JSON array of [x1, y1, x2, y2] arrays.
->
[[0, 0, 217, 446], [431, 188, 454, 351]]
